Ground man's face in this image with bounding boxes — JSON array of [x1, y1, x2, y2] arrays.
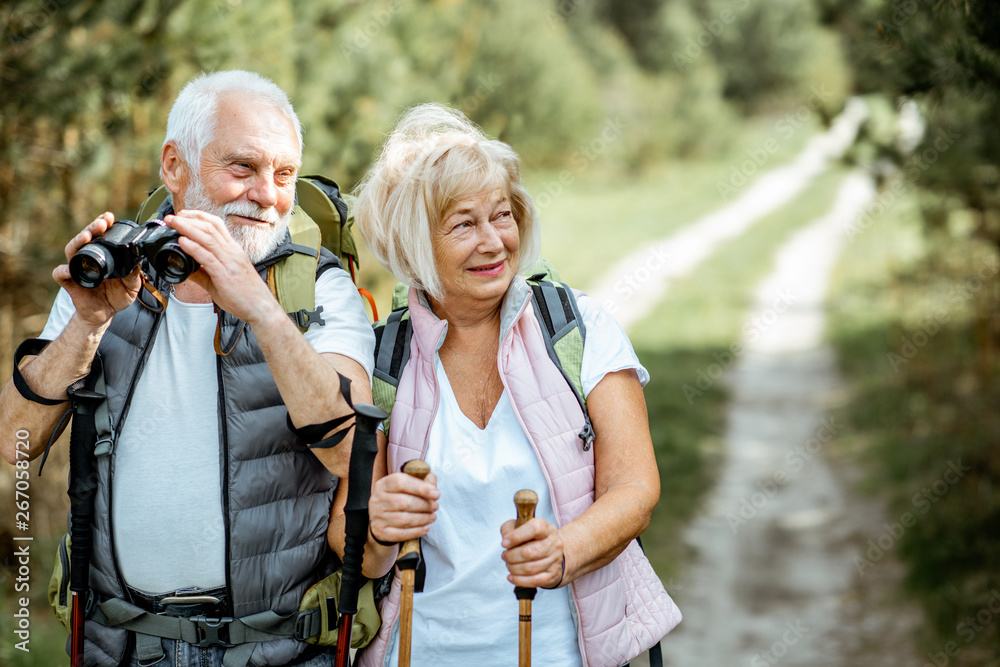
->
[[181, 95, 301, 263]]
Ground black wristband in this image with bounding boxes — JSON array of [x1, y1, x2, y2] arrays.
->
[[12, 339, 68, 406], [542, 555, 566, 590], [369, 524, 397, 547]]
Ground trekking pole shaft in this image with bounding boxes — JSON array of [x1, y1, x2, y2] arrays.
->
[[68, 392, 101, 667], [334, 403, 387, 667], [397, 459, 430, 667], [513, 490, 538, 667], [333, 619, 352, 667], [398, 567, 416, 667], [519, 598, 532, 667], [71, 594, 85, 667]]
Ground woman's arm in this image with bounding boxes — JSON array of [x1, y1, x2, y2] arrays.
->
[[501, 368, 659, 589]]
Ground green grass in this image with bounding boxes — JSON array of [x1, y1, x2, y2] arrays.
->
[[528, 113, 818, 291], [623, 166, 849, 581], [827, 178, 1000, 666]]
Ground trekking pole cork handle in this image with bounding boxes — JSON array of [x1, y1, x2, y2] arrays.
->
[[514, 489, 537, 529], [514, 489, 538, 667], [399, 459, 431, 559], [398, 459, 430, 667]]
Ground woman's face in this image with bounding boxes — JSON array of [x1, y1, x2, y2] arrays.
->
[[432, 188, 519, 308]]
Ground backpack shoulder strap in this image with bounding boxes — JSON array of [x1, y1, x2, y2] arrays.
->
[[371, 307, 413, 434], [271, 184, 324, 332], [525, 276, 595, 451]]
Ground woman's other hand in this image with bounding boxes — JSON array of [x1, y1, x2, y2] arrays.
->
[[500, 517, 566, 589], [369, 470, 440, 544]]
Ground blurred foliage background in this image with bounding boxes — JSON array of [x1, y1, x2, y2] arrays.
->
[[1, 0, 999, 664], [0, 0, 850, 349]]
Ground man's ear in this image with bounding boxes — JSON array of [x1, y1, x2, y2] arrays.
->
[[160, 142, 190, 202]]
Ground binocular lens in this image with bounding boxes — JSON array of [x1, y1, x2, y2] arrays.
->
[[69, 248, 112, 288], [153, 245, 197, 284]]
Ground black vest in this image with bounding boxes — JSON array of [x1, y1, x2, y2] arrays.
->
[[81, 237, 343, 666]]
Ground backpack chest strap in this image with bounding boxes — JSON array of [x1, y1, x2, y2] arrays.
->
[[91, 597, 322, 667]]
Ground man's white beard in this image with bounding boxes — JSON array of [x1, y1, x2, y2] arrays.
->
[[183, 175, 290, 264]]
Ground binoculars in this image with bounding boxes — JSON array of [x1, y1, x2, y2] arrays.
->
[[69, 220, 199, 288]]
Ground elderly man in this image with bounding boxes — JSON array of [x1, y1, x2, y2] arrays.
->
[[0, 71, 378, 666]]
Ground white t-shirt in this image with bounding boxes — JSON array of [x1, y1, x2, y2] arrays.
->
[[41, 268, 375, 593], [384, 293, 648, 667]]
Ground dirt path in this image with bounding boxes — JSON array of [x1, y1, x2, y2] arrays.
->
[[588, 98, 868, 329], [647, 171, 923, 666]]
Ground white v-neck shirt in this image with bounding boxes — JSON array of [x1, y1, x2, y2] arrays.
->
[[383, 293, 648, 666]]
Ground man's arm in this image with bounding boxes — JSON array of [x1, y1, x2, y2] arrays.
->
[[1, 213, 141, 464], [0, 316, 106, 463], [165, 209, 369, 478]]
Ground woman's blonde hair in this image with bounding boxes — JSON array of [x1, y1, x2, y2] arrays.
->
[[354, 103, 540, 301]]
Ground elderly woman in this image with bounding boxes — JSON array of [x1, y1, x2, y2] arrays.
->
[[354, 104, 680, 667]]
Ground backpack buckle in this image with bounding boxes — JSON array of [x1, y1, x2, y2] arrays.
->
[[289, 305, 325, 328], [191, 616, 235, 648], [579, 422, 595, 451]]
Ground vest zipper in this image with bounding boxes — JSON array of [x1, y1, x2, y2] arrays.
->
[[108, 309, 164, 602], [216, 323, 234, 615], [106, 307, 164, 667]]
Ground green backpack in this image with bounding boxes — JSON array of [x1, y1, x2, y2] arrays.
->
[[372, 261, 595, 450], [137, 174, 377, 327]]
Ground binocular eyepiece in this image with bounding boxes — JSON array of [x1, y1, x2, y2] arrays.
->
[[69, 220, 199, 289]]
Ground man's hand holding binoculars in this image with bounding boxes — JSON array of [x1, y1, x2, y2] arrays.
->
[[162, 209, 282, 328], [55, 212, 143, 331]]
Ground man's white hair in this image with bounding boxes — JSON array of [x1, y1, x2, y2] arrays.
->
[[161, 70, 303, 174]]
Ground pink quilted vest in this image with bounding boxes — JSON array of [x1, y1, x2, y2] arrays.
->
[[357, 278, 681, 667]]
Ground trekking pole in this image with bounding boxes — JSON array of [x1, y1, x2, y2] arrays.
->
[[397, 459, 430, 667], [514, 489, 538, 667], [334, 403, 388, 667], [67, 385, 104, 667]]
